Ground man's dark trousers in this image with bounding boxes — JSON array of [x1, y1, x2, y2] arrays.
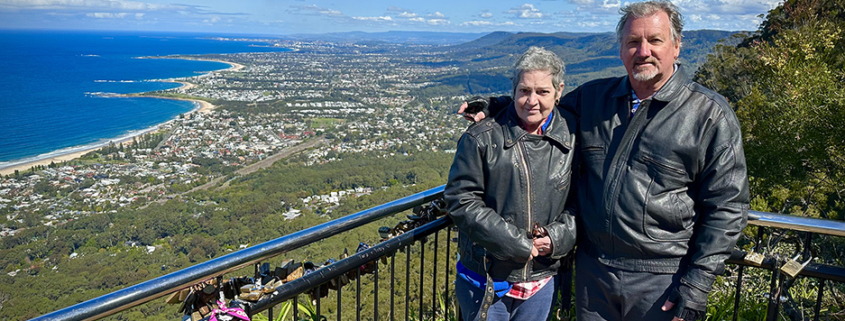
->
[[575, 250, 681, 320]]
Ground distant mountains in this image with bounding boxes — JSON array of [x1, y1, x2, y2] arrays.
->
[[283, 31, 488, 45], [418, 30, 745, 94], [279, 29, 745, 95]]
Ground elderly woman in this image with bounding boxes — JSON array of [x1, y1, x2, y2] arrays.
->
[[445, 46, 578, 321]]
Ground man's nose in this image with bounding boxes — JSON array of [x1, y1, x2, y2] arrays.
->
[[636, 42, 651, 57]]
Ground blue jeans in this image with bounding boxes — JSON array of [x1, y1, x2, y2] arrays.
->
[[455, 275, 556, 321]]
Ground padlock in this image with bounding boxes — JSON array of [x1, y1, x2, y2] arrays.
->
[[779, 254, 813, 278], [743, 249, 765, 265]]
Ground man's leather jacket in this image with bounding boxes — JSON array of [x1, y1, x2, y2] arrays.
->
[[485, 64, 749, 294], [445, 104, 578, 282]]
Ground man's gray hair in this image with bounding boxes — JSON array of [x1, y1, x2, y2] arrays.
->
[[511, 46, 565, 96], [616, 0, 683, 46]]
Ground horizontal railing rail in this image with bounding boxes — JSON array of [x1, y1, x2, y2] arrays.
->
[[32, 185, 845, 321]]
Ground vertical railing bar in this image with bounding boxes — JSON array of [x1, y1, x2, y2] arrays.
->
[[814, 279, 824, 321], [316, 286, 321, 320], [391, 253, 396, 321], [357, 268, 362, 321], [803, 232, 813, 258], [293, 295, 299, 320], [405, 244, 411, 321], [269, 307, 273, 321], [337, 279, 343, 321], [446, 227, 452, 321], [765, 257, 782, 321], [375, 260, 379, 321], [433, 231, 439, 318], [733, 265, 744, 321], [419, 240, 425, 321]]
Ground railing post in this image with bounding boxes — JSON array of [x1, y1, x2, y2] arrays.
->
[[732, 265, 744, 321], [337, 280, 343, 321], [814, 279, 824, 321], [390, 253, 396, 321], [419, 240, 426, 320], [405, 244, 411, 321], [357, 268, 362, 321], [446, 227, 452, 321], [433, 231, 439, 317], [374, 259, 379, 321], [765, 256, 783, 321]]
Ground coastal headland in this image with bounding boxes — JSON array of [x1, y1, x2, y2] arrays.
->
[[0, 58, 239, 176]]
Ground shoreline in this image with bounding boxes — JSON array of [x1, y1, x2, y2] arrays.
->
[[0, 57, 239, 176]]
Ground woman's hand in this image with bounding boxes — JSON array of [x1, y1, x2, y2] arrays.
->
[[533, 236, 552, 256]]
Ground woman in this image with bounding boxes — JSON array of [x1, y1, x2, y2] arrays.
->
[[445, 46, 578, 321]]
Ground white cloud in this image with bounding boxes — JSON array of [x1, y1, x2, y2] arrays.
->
[[689, 14, 702, 22], [353, 15, 392, 21], [461, 20, 492, 26], [289, 4, 343, 17], [460, 20, 517, 27], [507, 4, 545, 19], [398, 11, 416, 18], [86, 12, 127, 18], [386, 6, 405, 12], [409, 17, 424, 22], [3, 0, 187, 11], [480, 9, 492, 18], [426, 18, 449, 25], [428, 11, 445, 18]]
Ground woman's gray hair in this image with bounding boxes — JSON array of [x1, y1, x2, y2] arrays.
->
[[616, 0, 683, 46], [511, 46, 565, 96]]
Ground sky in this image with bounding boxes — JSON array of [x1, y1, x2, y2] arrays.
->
[[0, 0, 783, 35]]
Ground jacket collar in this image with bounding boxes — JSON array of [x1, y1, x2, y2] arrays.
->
[[501, 103, 571, 149], [612, 63, 690, 101]]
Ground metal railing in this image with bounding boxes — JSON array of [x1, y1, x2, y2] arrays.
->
[[32, 185, 845, 321]]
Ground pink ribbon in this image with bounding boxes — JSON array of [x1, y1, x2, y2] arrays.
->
[[208, 300, 250, 321]]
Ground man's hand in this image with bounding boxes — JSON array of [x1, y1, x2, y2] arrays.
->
[[661, 284, 707, 321], [533, 236, 552, 256], [458, 97, 489, 122]]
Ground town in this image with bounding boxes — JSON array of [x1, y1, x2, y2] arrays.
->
[[0, 40, 476, 238]]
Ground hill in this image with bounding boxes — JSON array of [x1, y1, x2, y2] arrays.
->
[[417, 29, 740, 95]]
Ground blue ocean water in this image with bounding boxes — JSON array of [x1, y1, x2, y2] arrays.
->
[[0, 30, 288, 169]]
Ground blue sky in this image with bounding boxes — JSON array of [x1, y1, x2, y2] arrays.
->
[[0, 0, 782, 35]]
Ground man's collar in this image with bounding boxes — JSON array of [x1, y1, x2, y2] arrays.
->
[[652, 63, 687, 102]]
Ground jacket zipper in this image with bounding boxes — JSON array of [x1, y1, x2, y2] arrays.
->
[[515, 140, 532, 280], [642, 154, 686, 175]]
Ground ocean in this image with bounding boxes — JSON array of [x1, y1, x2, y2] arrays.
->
[[0, 29, 288, 170]]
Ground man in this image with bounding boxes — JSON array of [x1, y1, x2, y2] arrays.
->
[[458, 1, 749, 320]]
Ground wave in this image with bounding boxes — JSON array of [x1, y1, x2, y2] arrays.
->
[[93, 80, 139, 83], [81, 54, 100, 57]]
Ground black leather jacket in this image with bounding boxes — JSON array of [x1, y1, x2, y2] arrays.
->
[[564, 65, 749, 294], [445, 104, 578, 283], [486, 65, 749, 294]]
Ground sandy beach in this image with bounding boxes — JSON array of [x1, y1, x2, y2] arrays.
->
[[0, 58, 237, 176]]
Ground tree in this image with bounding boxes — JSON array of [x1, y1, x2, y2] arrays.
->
[[695, 0, 845, 220]]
